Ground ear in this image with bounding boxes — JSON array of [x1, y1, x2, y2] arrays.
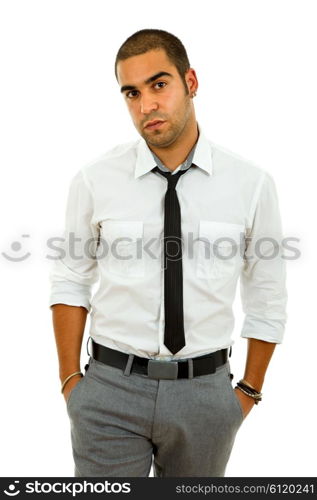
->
[[185, 68, 199, 95]]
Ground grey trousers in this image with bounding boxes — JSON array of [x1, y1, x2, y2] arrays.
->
[[66, 354, 244, 477]]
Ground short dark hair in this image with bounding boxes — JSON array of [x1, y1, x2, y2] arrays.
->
[[114, 29, 190, 92]]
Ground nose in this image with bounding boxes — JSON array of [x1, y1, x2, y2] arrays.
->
[[140, 93, 158, 115]]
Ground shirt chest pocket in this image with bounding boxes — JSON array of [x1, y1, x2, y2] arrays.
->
[[99, 220, 145, 278], [196, 221, 245, 280]]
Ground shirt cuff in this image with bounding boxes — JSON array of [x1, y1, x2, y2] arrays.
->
[[240, 315, 287, 344], [49, 281, 92, 313]]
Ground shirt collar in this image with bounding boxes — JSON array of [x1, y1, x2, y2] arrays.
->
[[134, 123, 213, 179]]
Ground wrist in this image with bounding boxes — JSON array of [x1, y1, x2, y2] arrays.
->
[[59, 367, 81, 383], [235, 380, 263, 404], [61, 370, 83, 394], [241, 376, 263, 393], [240, 378, 262, 392]]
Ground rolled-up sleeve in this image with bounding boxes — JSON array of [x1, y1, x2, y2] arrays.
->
[[48, 169, 99, 313], [240, 171, 288, 343]]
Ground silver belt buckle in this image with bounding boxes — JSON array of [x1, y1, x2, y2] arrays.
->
[[147, 359, 178, 379]]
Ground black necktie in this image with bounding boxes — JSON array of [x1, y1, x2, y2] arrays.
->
[[152, 165, 192, 354]]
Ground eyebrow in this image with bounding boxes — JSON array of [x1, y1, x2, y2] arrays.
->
[[120, 71, 173, 93]]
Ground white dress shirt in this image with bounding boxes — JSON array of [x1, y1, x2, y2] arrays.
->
[[49, 125, 287, 360]]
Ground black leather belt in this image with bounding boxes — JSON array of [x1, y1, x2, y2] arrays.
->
[[90, 339, 230, 380]]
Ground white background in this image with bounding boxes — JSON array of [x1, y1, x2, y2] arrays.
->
[[0, 0, 316, 477]]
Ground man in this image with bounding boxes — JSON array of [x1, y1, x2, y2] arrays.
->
[[49, 29, 287, 477]]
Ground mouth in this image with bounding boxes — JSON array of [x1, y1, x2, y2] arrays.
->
[[144, 120, 166, 130]]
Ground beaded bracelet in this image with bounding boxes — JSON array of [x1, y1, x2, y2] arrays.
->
[[240, 378, 259, 392], [235, 380, 262, 404]]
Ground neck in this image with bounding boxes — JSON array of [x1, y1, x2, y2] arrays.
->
[[148, 117, 199, 171]]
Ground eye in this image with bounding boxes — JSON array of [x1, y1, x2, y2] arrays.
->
[[126, 90, 139, 99], [154, 81, 166, 89]]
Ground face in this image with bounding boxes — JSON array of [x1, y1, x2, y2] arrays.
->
[[116, 49, 198, 149]]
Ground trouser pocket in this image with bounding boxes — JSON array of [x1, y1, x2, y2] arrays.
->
[[225, 363, 245, 424], [66, 357, 92, 412]]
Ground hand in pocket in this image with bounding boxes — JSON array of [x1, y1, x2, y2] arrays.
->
[[234, 387, 255, 419], [63, 374, 83, 403]]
